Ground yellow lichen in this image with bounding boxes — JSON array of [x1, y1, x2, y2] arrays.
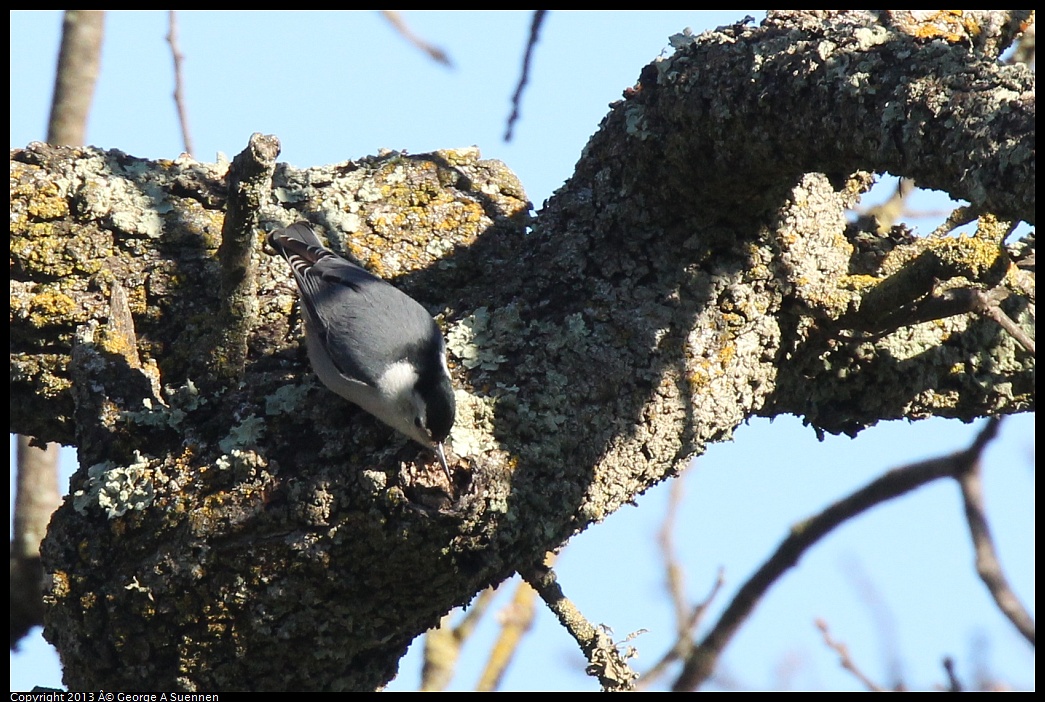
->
[[434, 147, 481, 166], [26, 182, 70, 220], [25, 290, 82, 328], [96, 325, 139, 361], [839, 274, 879, 291]]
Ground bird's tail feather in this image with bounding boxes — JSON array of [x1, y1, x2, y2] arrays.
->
[[268, 222, 333, 272]]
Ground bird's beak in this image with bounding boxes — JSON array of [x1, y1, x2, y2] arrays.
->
[[434, 442, 452, 483]]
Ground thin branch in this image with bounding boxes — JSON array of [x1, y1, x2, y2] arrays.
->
[[166, 11, 195, 157], [475, 575, 540, 691], [421, 586, 498, 691], [636, 475, 724, 690], [816, 618, 888, 692], [672, 419, 1007, 691], [970, 287, 1036, 356], [504, 10, 547, 142], [942, 656, 963, 692], [929, 218, 1034, 353], [420, 615, 458, 692], [838, 280, 1034, 356], [660, 475, 688, 625], [955, 418, 1035, 645], [837, 557, 905, 688], [929, 204, 983, 238], [637, 568, 724, 690], [522, 558, 638, 692], [380, 11, 453, 67]]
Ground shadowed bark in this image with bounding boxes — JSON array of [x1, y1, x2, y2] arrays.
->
[[9, 11, 1033, 691]]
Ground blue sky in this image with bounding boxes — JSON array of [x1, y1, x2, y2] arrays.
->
[[10, 11, 1034, 691]]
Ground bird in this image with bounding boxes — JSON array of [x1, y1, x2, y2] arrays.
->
[[267, 221, 456, 481]]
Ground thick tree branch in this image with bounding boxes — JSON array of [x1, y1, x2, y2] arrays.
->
[[13, 9, 105, 649], [8, 10, 1033, 691]]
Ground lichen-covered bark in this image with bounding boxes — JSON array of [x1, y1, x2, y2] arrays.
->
[[9, 10, 1033, 691]]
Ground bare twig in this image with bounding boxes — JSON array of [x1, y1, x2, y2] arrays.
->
[[166, 11, 195, 156], [421, 587, 496, 691], [660, 476, 689, 625], [380, 11, 453, 67], [929, 218, 1035, 353], [420, 616, 458, 692], [636, 476, 724, 689], [928, 204, 983, 238], [504, 10, 548, 142], [522, 557, 638, 692], [637, 568, 724, 690], [475, 575, 540, 691], [839, 280, 1034, 357], [969, 287, 1036, 356], [816, 618, 887, 692], [955, 418, 1035, 645], [838, 557, 905, 688], [942, 656, 963, 692], [672, 419, 1008, 691]]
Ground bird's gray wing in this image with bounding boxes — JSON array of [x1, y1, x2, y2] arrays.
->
[[270, 223, 434, 386]]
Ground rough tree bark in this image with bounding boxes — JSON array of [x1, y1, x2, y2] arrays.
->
[[11, 10, 105, 650], [8, 10, 1034, 691]]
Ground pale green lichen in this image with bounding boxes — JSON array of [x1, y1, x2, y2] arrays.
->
[[544, 313, 590, 352], [214, 448, 264, 473], [218, 414, 265, 454], [446, 307, 509, 370], [73, 451, 155, 519], [425, 237, 456, 258], [447, 388, 500, 457], [623, 103, 651, 139], [668, 27, 697, 49], [265, 383, 311, 415], [121, 379, 203, 429], [853, 25, 890, 48], [273, 185, 308, 204], [78, 174, 166, 239], [122, 396, 181, 429], [359, 469, 388, 492]]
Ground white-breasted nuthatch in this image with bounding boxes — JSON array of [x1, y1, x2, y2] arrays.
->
[[268, 222, 456, 479]]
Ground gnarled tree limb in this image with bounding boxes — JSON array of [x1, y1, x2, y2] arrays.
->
[[9, 10, 1033, 691]]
